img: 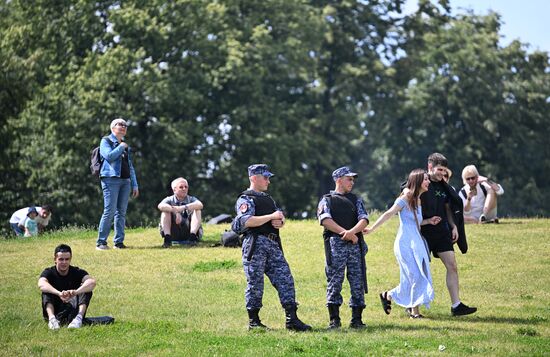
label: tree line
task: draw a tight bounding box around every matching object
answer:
[1,0,548,233]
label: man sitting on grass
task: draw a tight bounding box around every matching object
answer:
[459,165,504,224]
[157,177,204,248]
[38,244,96,330]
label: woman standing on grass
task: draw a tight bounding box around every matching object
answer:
[96,118,139,250]
[364,169,439,318]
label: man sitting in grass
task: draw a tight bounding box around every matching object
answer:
[157,177,204,248]
[38,244,96,330]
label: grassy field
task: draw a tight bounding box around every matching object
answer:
[1,218,548,356]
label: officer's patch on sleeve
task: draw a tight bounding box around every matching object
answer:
[317,203,326,216]
[239,203,249,213]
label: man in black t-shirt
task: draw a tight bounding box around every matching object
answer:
[421,153,477,316]
[38,244,96,330]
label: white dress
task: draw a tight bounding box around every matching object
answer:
[388,197,434,308]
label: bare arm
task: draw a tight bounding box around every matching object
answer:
[341,219,368,244]
[40,275,97,303]
[349,219,368,235]
[158,199,204,214]
[321,218,361,244]
[72,275,96,295]
[478,176,503,194]
[364,203,402,234]
[321,218,345,236]
[245,211,283,228]
[422,216,441,225]
[38,277,62,296]
[185,199,203,211]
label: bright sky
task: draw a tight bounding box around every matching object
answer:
[403,0,550,53]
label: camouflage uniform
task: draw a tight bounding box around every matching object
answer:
[232,164,311,331]
[318,166,369,329]
[232,192,296,310]
[318,192,369,307]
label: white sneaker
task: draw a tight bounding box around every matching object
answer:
[48,318,60,330]
[68,316,83,329]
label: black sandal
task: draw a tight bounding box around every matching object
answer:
[379,292,392,315]
[410,314,424,319]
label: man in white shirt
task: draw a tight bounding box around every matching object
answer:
[9,205,53,236]
[459,165,504,223]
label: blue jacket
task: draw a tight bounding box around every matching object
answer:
[99,133,138,189]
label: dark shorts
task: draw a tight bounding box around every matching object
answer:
[160,213,203,241]
[424,233,454,259]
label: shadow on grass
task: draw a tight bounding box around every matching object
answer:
[306,321,468,333]
[125,241,223,250]
[373,322,468,333]
[479,221,518,225]
[432,314,544,325]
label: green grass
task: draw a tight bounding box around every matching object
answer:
[1,218,549,356]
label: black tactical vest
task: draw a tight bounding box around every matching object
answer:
[241,190,279,236]
[324,192,359,233]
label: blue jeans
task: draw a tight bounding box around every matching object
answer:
[97,177,131,246]
[10,223,24,236]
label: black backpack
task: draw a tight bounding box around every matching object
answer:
[90,136,112,176]
[220,230,243,247]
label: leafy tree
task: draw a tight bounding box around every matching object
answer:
[1,0,548,236]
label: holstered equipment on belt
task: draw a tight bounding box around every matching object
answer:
[323,230,332,266]
[358,234,368,294]
[246,234,257,261]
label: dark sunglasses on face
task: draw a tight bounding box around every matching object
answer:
[116,123,128,128]
[465,176,476,181]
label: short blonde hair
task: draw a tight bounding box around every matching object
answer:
[461,165,479,184]
[171,177,188,190]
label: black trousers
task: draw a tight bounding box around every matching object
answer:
[41,292,92,324]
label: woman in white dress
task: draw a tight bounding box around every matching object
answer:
[365,169,440,318]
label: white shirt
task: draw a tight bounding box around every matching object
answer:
[9,207,51,227]
[460,182,504,219]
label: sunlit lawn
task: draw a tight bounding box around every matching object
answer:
[0,218,548,356]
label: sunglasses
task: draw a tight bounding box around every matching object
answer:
[116,123,128,128]
[465,176,477,181]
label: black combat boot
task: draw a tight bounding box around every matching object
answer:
[284,305,312,331]
[350,306,366,329]
[327,304,341,329]
[247,309,268,330]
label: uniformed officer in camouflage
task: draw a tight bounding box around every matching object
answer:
[317,166,369,329]
[232,164,311,331]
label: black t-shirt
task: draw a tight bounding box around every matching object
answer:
[40,266,88,291]
[421,179,451,239]
[120,149,130,179]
